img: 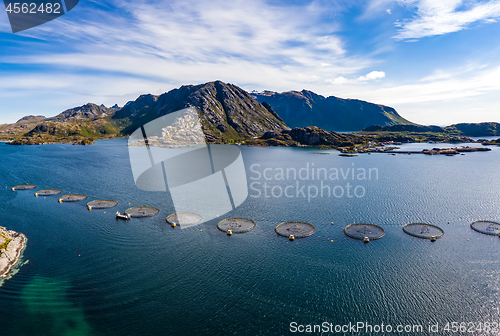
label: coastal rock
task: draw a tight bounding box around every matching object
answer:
[0,226,26,279]
[7,138,43,145]
[73,139,94,145]
[289,126,348,146]
[261,131,280,139]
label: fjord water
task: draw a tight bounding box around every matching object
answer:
[1,139,500,336]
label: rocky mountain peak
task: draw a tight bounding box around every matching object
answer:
[47,103,114,122]
[114,80,288,140]
[16,115,46,123]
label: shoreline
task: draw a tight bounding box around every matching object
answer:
[0,226,27,279]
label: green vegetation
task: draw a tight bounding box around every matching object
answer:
[2,118,123,145]
[0,232,12,255]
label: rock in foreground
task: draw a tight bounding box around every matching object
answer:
[0,226,27,279]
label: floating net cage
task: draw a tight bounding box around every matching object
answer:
[125,206,159,218]
[344,223,385,240]
[275,221,315,238]
[59,194,88,202]
[403,223,444,239]
[12,184,36,191]
[471,221,500,236]
[35,189,61,196]
[166,212,202,227]
[218,218,256,233]
[87,200,118,210]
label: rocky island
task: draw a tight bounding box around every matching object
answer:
[0,226,27,280]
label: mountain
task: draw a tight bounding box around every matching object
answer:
[47,103,116,122]
[112,80,288,142]
[0,104,122,144]
[1,81,289,144]
[252,90,415,132]
[0,115,48,139]
[2,80,498,147]
[362,122,500,137]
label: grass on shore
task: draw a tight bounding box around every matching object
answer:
[0,232,12,256]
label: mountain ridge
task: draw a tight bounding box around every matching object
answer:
[112,80,288,141]
[1,80,499,146]
[252,89,415,132]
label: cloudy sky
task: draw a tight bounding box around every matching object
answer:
[0,0,500,125]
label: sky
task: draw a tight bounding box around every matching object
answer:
[0,0,500,125]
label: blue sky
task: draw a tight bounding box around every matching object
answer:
[1,0,500,125]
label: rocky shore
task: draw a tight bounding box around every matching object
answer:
[341,145,492,155]
[0,226,27,279]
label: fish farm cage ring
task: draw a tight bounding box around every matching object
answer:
[125,206,160,218]
[58,194,88,202]
[403,223,444,239]
[217,218,256,233]
[12,184,36,191]
[344,223,385,240]
[470,221,500,236]
[34,189,61,196]
[87,200,118,210]
[166,212,202,227]
[275,222,315,238]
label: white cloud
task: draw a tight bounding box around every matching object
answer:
[358,0,395,19]
[318,62,500,124]
[358,70,386,81]
[419,69,452,81]
[394,0,500,40]
[0,0,380,121]
[325,70,386,85]
[364,65,500,105]
[326,76,351,85]
[2,0,499,126]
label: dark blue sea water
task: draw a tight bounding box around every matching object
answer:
[1,139,500,336]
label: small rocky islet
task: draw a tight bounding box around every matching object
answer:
[0,226,27,280]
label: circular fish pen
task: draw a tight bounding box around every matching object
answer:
[125,206,159,218]
[12,184,36,191]
[344,223,385,241]
[87,200,118,210]
[275,221,315,238]
[403,223,444,239]
[217,218,256,234]
[471,221,500,236]
[166,212,202,227]
[35,189,61,196]
[58,194,88,202]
